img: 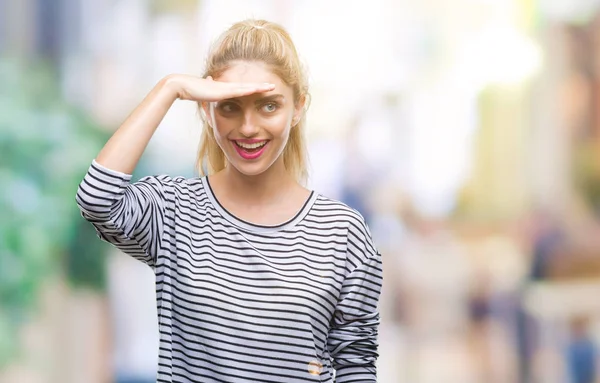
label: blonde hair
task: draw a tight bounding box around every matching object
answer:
[197,19,310,184]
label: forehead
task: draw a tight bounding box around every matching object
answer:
[218,61,284,86]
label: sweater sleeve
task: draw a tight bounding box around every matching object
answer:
[328,217,383,382]
[75,160,173,267]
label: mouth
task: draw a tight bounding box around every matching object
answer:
[232,140,269,160]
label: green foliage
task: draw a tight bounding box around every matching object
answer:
[0,57,110,368]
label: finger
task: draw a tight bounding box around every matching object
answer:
[229,83,276,96]
[203,82,275,101]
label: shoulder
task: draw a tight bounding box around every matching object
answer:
[314,195,380,271]
[313,194,371,238]
[137,174,200,186]
[134,174,207,197]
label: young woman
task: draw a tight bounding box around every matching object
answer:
[76,19,382,383]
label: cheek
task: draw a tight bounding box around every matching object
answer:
[211,116,236,138]
[264,113,294,134]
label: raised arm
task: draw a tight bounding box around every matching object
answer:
[76,75,275,266]
[96,74,275,174]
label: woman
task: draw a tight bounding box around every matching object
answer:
[76,19,382,383]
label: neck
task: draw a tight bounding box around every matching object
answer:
[217,158,297,206]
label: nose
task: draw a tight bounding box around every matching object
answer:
[238,109,260,137]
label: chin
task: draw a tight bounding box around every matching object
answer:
[222,144,286,178]
[228,160,273,177]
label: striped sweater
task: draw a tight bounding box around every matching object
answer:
[76,160,382,383]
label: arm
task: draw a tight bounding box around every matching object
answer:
[95,75,275,173]
[76,75,275,265]
[95,76,179,174]
[329,218,383,382]
[75,162,175,266]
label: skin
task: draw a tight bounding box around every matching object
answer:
[94,60,309,226]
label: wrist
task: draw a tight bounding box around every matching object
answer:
[160,74,183,100]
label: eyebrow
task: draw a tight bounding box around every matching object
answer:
[222,94,285,104]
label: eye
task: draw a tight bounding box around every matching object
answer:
[217,102,239,114]
[261,102,279,113]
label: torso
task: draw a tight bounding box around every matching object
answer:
[79,160,382,383]
[160,177,349,381]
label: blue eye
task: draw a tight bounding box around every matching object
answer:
[262,102,278,113]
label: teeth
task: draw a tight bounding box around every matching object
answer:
[236,141,267,149]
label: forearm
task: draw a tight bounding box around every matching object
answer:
[95,76,180,174]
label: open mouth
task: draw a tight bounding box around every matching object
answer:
[232,140,269,160]
[234,140,268,153]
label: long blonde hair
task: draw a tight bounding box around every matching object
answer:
[197,19,310,184]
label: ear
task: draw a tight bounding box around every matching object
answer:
[292,95,306,127]
[201,101,213,127]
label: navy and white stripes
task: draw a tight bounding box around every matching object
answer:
[76,160,382,383]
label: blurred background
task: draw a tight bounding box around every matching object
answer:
[2,0,600,382]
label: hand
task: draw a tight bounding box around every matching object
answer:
[164,74,275,102]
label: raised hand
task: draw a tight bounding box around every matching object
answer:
[167,74,275,102]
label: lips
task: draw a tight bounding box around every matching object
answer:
[231,140,269,160]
